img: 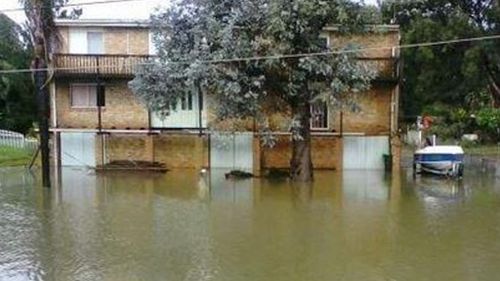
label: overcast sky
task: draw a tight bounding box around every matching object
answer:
[1,0,379,25]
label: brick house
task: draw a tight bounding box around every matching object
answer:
[50,19,401,173]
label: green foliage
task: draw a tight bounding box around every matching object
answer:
[0,14,35,133]
[380,0,500,116]
[476,108,500,139]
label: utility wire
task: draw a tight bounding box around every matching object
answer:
[1,34,499,74]
[0,0,156,13]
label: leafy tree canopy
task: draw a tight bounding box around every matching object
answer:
[130,0,378,181]
[0,14,35,133]
[380,0,500,118]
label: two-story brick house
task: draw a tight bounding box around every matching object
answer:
[50,19,401,173]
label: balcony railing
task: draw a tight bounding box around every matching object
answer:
[53,54,152,78]
[357,57,400,82]
[53,54,399,82]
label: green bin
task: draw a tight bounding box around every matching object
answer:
[383,154,392,172]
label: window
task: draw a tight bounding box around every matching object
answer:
[69,29,105,54]
[70,84,104,108]
[310,101,328,129]
[180,93,194,110]
[319,33,330,50]
[87,32,104,54]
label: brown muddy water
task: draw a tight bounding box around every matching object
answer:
[0,167,499,281]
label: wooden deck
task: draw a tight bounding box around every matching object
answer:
[53,54,152,78]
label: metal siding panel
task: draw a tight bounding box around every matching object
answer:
[343,136,389,170]
[210,133,253,172]
[61,133,96,167]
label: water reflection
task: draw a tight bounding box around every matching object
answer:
[0,167,499,281]
[414,175,470,202]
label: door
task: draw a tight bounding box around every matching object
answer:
[151,92,207,128]
[343,136,389,170]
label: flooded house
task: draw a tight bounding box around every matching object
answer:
[49,19,401,173]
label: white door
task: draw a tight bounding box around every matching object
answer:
[343,136,389,170]
[60,132,96,167]
[151,92,207,128]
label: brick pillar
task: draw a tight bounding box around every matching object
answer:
[202,135,210,169]
[391,134,402,173]
[252,136,262,176]
[95,133,105,167]
[193,135,204,170]
[145,134,155,163]
[336,137,344,171]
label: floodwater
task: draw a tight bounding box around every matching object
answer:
[0,167,499,281]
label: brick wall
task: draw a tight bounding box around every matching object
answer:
[55,81,149,129]
[331,84,393,135]
[328,29,400,58]
[154,134,208,169]
[55,26,149,55]
[105,28,149,55]
[261,135,343,170]
[95,134,208,169]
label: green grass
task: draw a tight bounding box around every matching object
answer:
[463,144,500,157]
[0,146,35,167]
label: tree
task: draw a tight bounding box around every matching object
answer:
[130,0,376,181]
[0,14,35,133]
[380,0,500,116]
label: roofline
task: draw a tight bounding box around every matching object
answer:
[324,24,400,32]
[54,19,398,31]
[55,19,150,28]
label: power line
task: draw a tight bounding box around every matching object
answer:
[1,34,499,74]
[0,0,155,13]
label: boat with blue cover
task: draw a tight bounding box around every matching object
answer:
[413,145,464,177]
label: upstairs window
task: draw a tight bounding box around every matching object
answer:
[69,29,104,54]
[70,84,105,108]
[310,101,328,130]
[87,32,104,54]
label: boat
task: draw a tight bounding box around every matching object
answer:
[413,145,464,178]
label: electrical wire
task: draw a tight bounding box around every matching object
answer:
[0,34,499,74]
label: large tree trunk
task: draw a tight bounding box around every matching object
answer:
[290,101,313,182]
[487,76,500,108]
[482,52,500,108]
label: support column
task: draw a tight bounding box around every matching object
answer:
[252,135,261,176]
[145,134,155,163]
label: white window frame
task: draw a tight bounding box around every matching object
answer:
[310,101,329,130]
[86,31,104,54]
[69,83,101,109]
[68,28,105,54]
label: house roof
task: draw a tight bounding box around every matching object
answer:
[55,19,398,32]
[323,24,400,32]
[55,19,150,28]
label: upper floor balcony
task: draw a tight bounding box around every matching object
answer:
[53,53,152,79]
[358,57,400,83]
[53,53,399,82]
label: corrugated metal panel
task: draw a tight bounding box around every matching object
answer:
[343,136,389,170]
[210,132,253,172]
[60,132,96,167]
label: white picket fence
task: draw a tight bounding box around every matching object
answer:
[0,130,38,151]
